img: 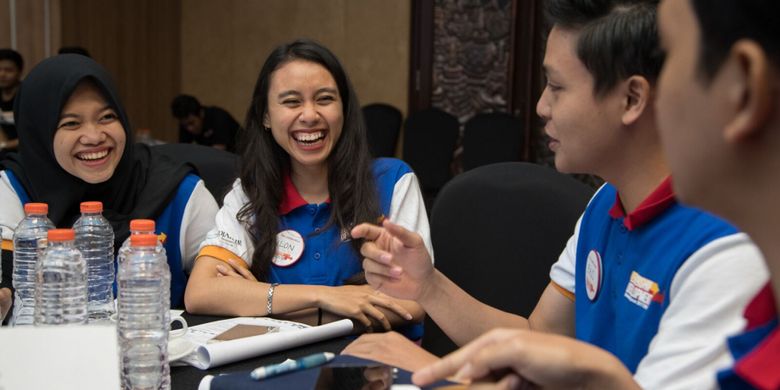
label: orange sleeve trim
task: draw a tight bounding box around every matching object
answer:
[551,281,575,302]
[196,245,249,269]
[1,239,12,251]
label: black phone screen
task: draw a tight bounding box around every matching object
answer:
[314,364,394,390]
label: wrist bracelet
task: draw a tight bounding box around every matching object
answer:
[267,283,280,315]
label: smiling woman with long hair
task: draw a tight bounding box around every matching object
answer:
[184,39,431,337]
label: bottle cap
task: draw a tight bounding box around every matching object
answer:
[80,201,103,213]
[130,234,158,247]
[24,203,48,215]
[130,219,155,232]
[48,228,75,242]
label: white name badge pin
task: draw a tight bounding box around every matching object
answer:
[585,249,602,301]
[272,230,305,267]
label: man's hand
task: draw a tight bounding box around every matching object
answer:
[342,331,439,372]
[413,328,639,390]
[351,220,434,301]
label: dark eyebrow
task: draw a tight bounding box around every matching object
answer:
[316,87,338,95]
[277,91,301,99]
[59,105,113,120]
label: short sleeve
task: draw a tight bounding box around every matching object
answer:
[178,180,219,272]
[633,233,768,389]
[548,215,582,298]
[197,179,256,267]
[387,172,434,262]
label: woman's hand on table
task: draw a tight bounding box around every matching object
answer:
[317,284,413,331]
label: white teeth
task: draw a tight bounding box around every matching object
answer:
[294,131,324,142]
[77,150,109,161]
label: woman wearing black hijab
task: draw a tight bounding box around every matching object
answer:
[0,54,218,318]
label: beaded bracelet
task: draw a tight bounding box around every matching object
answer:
[267,283,280,315]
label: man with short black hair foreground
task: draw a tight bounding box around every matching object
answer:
[655,0,780,388]
[171,94,240,153]
[344,0,769,388]
[0,49,22,153]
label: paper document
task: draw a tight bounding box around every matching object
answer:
[174,317,353,370]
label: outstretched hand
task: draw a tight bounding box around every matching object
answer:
[413,328,637,390]
[351,219,434,301]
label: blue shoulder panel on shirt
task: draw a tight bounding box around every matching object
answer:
[5,170,30,205]
[156,173,200,308]
[372,158,413,216]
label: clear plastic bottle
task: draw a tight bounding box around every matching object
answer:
[117,219,170,340]
[73,201,115,322]
[34,229,88,325]
[118,234,171,390]
[11,203,55,326]
[117,219,165,266]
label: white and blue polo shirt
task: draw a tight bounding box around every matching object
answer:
[717,283,780,390]
[199,158,432,338]
[550,177,767,388]
[574,178,739,371]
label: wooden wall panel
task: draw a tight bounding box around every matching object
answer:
[60,0,181,142]
[180,0,410,124]
[0,0,10,48]
[0,0,57,78]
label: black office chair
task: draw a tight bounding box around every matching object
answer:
[362,103,403,158]
[402,108,459,209]
[462,112,525,171]
[152,143,239,205]
[422,162,593,356]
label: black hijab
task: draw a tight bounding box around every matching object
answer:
[1,54,194,250]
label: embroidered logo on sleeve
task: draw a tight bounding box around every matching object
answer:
[624,271,665,309]
[217,230,242,250]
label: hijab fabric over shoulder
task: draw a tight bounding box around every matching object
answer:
[0,54,193,248]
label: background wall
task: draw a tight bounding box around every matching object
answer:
[180,0,410,129]
[60,0,181,142]
[1,0,410,143]
[0,0,61,79]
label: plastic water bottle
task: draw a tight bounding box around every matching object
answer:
[117,219,170,334]
[118,234,171,390]
[73,201,115,322]
[34,229,88,325]
[118,219,165,266]
[11,203,55,326]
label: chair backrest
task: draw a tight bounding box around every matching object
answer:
[422,162,593,356]
[362,103,403,158]
[152,143,239,205]
[462,112,524,171]
[402,107,459,194]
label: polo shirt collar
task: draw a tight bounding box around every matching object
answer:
[734,283,780,390]
[278,173,330,215]
[608,177,676,231]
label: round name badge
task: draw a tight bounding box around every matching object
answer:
[585,250,602,301]
[272,230,305,267]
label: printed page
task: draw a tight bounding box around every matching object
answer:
[176,317,353,369]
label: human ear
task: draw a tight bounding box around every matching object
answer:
[262,113,271,129]
[621,76,651,126]
[723,40,775,143]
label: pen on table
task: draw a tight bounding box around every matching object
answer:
[250,352,335,380]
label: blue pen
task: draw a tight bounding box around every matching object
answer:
[250,352,335,380]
